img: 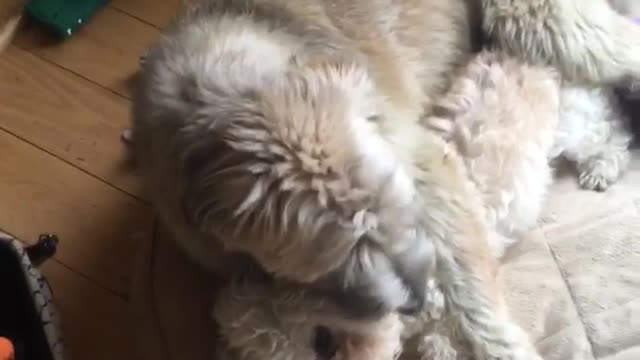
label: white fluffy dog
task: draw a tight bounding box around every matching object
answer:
[131,0,476,321]
[209,49,632,360]
[211,51,558,360]
[129,0,637,359]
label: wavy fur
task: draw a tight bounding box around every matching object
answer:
[210,47,632,360]
[131,0,636,359]
[483,0,640,86]
[132,0,474,318]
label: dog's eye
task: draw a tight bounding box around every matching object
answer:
[312,326,338,359]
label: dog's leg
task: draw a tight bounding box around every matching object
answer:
[576,143,631,191]
[411,140,541,360]
[434,238,541,360]
[556,86,633,191]
[483,0,640,86]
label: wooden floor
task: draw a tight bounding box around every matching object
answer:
[0,1,181,358]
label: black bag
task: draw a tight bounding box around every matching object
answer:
[0,234,65,360]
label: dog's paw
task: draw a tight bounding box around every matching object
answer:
[578,156,621,192]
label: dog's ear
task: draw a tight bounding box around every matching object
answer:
[176,85,360,283]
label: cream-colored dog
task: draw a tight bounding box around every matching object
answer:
[210,50,631,360]
[129,0,637,359]
[212,51,560,360]
[131,0,477,319]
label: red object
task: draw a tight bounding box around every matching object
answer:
[0,337,14,360]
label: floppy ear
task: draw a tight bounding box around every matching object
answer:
[180,113,437,319]
[176,90,361,284]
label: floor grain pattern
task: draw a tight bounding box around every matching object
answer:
[0,1,178,359]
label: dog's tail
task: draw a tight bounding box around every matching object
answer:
[0,15,20,53]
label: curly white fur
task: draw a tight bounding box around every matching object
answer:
[130,0,474,320]
[211,51,557,360]
[130,0,637,359]
[210,45,634,359]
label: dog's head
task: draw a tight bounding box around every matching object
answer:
[213,280,406,360]
[136,36,434,319]
[180,62,435,317]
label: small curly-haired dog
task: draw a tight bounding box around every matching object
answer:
[129,0,636,359]
[209,50,631,360]
[210,51,560,360]
[131,0,477,320]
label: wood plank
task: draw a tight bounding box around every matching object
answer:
[42,260,135,360]
[15,7,159,98]
[111,0,184,29]
[0,129,153,295]
[0,45,145,198]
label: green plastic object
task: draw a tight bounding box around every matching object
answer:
[25,0,109,39]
